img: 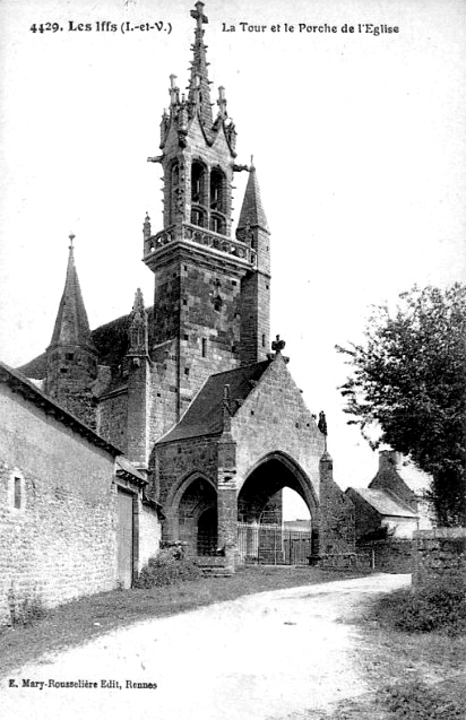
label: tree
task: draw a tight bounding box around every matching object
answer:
[337,284,466,526]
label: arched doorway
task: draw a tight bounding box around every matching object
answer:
[237,453,319,565]
[173,475,218,556]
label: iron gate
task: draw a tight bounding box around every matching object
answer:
[237,523,314,565]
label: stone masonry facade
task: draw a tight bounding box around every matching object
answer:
[0,380,117,623]
[413,528,466,589]
[14,3,356,574]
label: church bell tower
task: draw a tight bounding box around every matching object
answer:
[143,2,271,418]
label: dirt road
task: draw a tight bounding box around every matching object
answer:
[1,573,410,720]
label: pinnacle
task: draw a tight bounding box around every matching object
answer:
[237,166,269,231]
[132,287,145,311]
[187,1,213,127]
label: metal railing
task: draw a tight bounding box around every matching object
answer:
[237,523,313,565]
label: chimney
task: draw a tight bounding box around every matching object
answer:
[379,449,398,472]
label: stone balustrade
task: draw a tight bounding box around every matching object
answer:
[144,223,256,266]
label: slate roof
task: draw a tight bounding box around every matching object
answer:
[17,307,156,381]
[351,488,418,518]
[391,457,431,494]
[157,360,271,444]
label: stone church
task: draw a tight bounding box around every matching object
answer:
[19,2,354,572]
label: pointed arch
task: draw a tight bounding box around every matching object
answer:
[164,470,218,552]
[167,469,217,512]
[238,451,319,524]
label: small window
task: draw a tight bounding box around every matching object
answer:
[60,368,68,374]
[10,472,24,511]
[184,367,190,376]
[66,352,74,360]
[261,334,266,348]
[202,338,207,358]
[14,477,21,509]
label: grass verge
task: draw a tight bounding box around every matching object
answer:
[298,584,466,719]
[0,565,361,678]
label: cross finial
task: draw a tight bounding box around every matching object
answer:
[271,334,286,355]
[191,1,208,29]
[69,233,75,251]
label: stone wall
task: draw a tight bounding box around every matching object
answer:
[413,528,466,588]
[97,388,128,451]
[319,453,356,566]
[138,501,162,569]
[0,383,118,624]
[356,539,413,573]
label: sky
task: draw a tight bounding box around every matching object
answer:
[0,0,465,510]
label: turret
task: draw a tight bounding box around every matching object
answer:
[45,235,97,419]
[237,164,271,364]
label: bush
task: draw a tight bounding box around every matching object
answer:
[391,579,466,635]
[8,593,47,626]
[382,680,463,719]
[134,549,203,589]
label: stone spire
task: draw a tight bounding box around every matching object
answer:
[188,1,213,127]
[45,235,97,424]
[237,164,269,232]
[49,235,95,351]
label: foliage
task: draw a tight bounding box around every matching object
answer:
[380,680,464,719]
[337,283,466,526]
[395,579,466,636]
[373,579,466,636]
[134,549,203,588]
[8,592,47,627]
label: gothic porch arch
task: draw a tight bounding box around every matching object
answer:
[238,451,319,525]
[236,452,320,564]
